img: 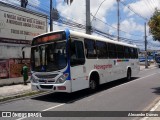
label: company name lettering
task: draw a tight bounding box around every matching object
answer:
[94,64,112,70]
[4,13,45,30]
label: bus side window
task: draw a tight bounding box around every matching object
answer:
[134,48,138,59]
[128,47,131,58]
[70,40,85,66]
[108,43,117,59]
[116,45,124,58]
[96,41,108,59]
[84,39,97,59]
[130,48,135,59]
[124,47,130,58]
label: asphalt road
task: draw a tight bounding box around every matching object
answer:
[0,67,160,120]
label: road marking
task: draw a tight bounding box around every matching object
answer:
[141,100,160,120]
[42,103,65,111]
[150,100,160,111]
[16,103,65,120]
[16,116,27,120]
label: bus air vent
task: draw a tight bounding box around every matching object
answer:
[40,85,53,89]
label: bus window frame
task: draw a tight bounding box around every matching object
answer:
[69,38,85,67]
[84,39,97,59]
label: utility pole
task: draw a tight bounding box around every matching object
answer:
[21,0,28,8]
[117,0,120,41]
[50,0,53,31]
[86,0,91,34]
[144,22,148,68]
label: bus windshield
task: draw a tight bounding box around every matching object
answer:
[31,41,67,72]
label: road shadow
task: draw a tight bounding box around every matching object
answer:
[152,87,160,95]
[32,77,139,103]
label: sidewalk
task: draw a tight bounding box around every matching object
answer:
[140,63,156,71]
[0,83,31,98]
[0,77,32,101]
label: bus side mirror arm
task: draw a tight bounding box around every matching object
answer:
[22,51,25,59]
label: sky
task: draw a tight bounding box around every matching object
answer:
[1,0,160,50]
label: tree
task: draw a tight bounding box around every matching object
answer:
[148,9,160,42]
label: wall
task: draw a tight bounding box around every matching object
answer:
[0,2,47,59]
[0,2,47,79]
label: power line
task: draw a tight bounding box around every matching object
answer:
[91,0,106,22]
[120,0,149,21]
[91,15,143,37]
[144,0,155,14]
[11,0,145,38]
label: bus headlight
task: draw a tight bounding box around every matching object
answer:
[30,76,38,83]
[56,73,69,84]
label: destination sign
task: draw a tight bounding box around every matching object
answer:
[32,32,66,45]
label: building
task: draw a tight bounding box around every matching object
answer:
[0,1,48,78]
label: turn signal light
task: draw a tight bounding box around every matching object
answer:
[57,86,66,90]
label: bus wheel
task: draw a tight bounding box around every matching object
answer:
[126,69,131,81]
[89,79,97,91]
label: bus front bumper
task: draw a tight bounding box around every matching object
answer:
[31,80,71,93]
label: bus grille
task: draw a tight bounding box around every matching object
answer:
[40,85,53,89]
[39,80,55,83]
[35,74,58,79]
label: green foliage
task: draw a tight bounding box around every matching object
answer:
[148,10,160,42]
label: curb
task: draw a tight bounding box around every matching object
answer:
[0,81,30,87]
[0,90,51,104]
[140,65,156,71]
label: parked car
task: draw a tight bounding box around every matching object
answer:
[148,56,154,63]
[139,57,150,66]
[155,56,160,68]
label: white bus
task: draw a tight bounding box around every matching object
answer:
[30,29,140,93]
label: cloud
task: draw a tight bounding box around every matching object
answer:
[53,0,157,49]
[120,18,144,34]
[57,0,86,25]
[55,0,116,32]
[90,0,116,18]
[123,0,160,19]
[0,0,19,5]
[55,0,147,45]
[29,0,40,7]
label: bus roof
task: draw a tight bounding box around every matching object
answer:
[33,29,137,48]
[69,30,137,48]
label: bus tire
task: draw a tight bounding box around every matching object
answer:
[89,72,99,92]
[89,79,97,91]
[126,68,131,81]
